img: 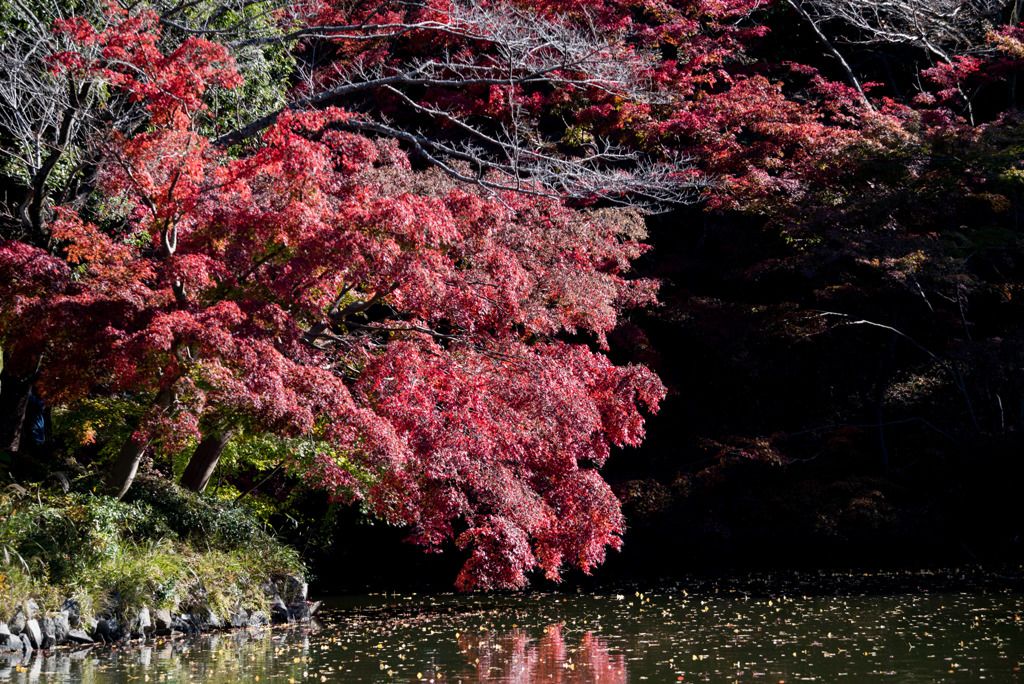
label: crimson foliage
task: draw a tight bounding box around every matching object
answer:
[0,5,664,590]
[4,0,1024,586]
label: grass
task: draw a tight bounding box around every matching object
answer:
[0,476,304,625]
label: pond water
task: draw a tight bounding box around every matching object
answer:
[4,572,1023,682]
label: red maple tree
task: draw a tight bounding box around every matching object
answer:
[0,5,663,590]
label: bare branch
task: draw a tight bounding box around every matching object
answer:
[784,0,873,108]
[210,1,695,209]
[4,0,701,222]
[0,0,128,239]
[794,0,1005,60]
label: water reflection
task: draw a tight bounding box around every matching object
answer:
[1,581,1022,683]
[0,618,625,683]
[458,623,627,683]
[0,627,316,684]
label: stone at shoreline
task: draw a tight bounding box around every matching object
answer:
[269,597,290,624]
[247,611,269,627]
[93,616,122,643]
[8,609,26,636]
[130,607,152,638]
[287,601,321,621]
[199,607,222,631]
[23,619,42,649]
[183,607,221,633]
[66,630,93,644]
[0,634,19,653]
[283,575,308,604]
[153,609,173,632]
[173,613,198,635]
[52,613,70,644]
[6,575,313,646]
[61,599,81,628]
[230,608,249,628]
[40,616,56,649]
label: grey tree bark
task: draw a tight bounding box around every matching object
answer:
[106,386,174,500]
[180,430,235,493]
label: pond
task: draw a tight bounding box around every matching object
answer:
[3,571,1023,682]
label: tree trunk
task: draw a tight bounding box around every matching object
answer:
[106,386,174,499]
[107,431,150,500]
[180,430,234,493]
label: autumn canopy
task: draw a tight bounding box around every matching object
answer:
[3,0,1024,588]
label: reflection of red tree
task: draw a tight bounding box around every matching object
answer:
[458,623,628,683]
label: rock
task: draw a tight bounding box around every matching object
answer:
[23,599,38,621]
[288,601,322,621]
[0,623,9,638]
[9,608,26,636]
[0,634,20,653]
[23,619,42,649]
[52,613,70,644]
[153,609,173,632]
[66,630,93,644]
[184,611,202,633]
[130,607,152,638]
[61,599,81,628]
[19,633,31,657]
[230,608,249,628]
[40,616,56,648]
[269,597,290,624]
[93,616,121,643]
[247,611,269,627]
[188,607,221,632]
[283,575,308,604]
[202,608,222,630]
[173,614,197,635]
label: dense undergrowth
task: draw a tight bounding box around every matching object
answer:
[0,474,302,624]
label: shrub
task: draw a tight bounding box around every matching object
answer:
[125,477,264,549]
[0,477,304,622]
